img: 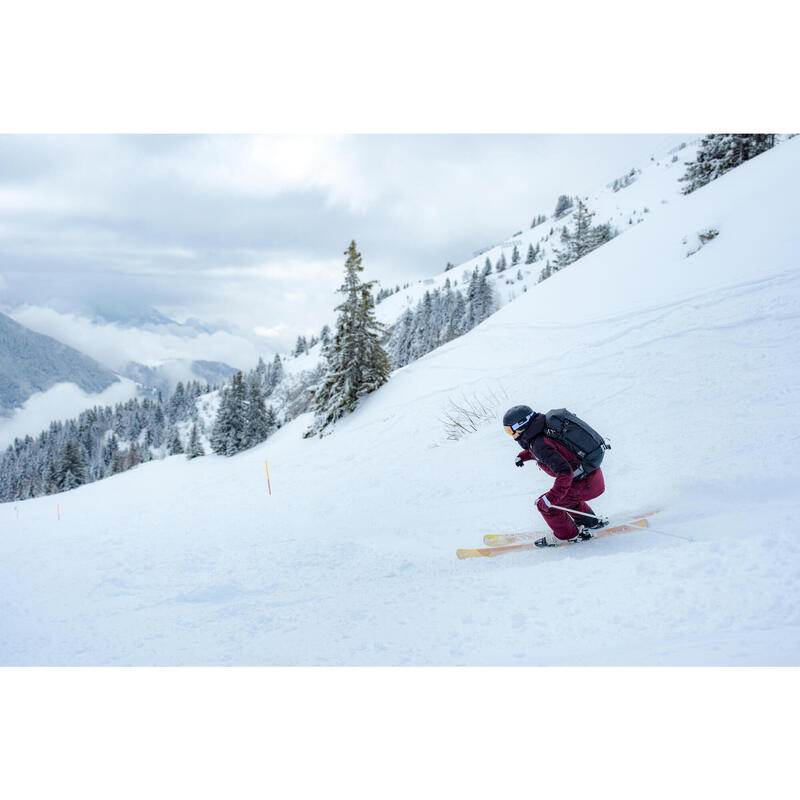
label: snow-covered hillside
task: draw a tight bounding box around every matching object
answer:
[1,138,799,665]
[373,138,700,326]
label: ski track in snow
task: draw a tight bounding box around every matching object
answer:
[2,139,800,665]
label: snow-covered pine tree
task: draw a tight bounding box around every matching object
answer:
[568,200,594,260]
[442,283,465,344]
[255,356,267,386]
[465,267,495,327]
[387,308,415,368]
[589,220,615,250]
[511,245,520,267]
[553,194,574,218]
[210,387,231,454]
[168,427,184,455]
[416,290,438,356]
[475,270,495,324]
[267,354,284,394]
[679,134,727,194]
[293,335,308,357]
[680,134,776,195]
[187,423,205,459]
[551,200,614,271]
[465,267,481,329]
[525,243,536,264]
[312,241,391,433]
[210,372,248,455]
[243,372,270,447]
[265,406,278,435]
[58,438,88,490]
[44,457,59,494]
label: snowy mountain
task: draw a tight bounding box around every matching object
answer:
[120,358,239,396]
[1,137,799,665]
[0,311,120,417]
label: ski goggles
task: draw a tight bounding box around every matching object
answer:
[504,414,533,436]
[504,425,525,437]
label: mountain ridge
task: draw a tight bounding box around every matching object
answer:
[0,311,120,417]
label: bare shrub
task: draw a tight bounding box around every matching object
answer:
[440,386,508,441]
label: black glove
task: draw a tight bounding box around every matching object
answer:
[515,458,525,468]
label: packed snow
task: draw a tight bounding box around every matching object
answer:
[1,138,799,665]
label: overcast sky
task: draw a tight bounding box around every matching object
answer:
[0,134,691,362]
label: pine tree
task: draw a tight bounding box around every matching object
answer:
[267,354,284,393]
[495,252,507,273]
[210,372,248,455]
[187,423,205,459]
[553,194,574,218]
[312,241,391,433]
[530,213,547,228]
[680,134,776,194]
[294,335,308,357]
[243,372,270,447]
[44,457,59,494]
[255,356,267,386]
[511,245,521,267]
[168,427,184,455]
[525,243,536,264]
[388,308,415,368]
[58,438,88,490]
[265,406,278,435]
[551,200,615,270]
[568,200,595,260]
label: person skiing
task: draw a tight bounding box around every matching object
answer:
[503,404,607,547]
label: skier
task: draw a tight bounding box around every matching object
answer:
[503,404,607,547]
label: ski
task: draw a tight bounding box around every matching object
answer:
[482,510,660,547]
[457,517,652,560]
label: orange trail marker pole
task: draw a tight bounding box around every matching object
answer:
[265,460,272,495]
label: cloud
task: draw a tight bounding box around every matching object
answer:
[8,305,260,371]
[254,324,288,339]
[0,134,693,352]
[0,378,140,449]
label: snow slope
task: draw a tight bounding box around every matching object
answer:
[373,138,701,325]
[1,138,799,665]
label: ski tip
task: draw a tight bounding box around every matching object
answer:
[457,548,494,559]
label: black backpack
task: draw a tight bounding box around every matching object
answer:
[543,408,610,476]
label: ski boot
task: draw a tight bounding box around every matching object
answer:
[534,531,569,548]
[573,514,609,531]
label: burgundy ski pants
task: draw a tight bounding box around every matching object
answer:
[538,468,605,540]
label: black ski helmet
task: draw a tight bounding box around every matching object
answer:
[503,405,534,436]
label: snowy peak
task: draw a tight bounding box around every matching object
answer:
[0,311,119,417]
